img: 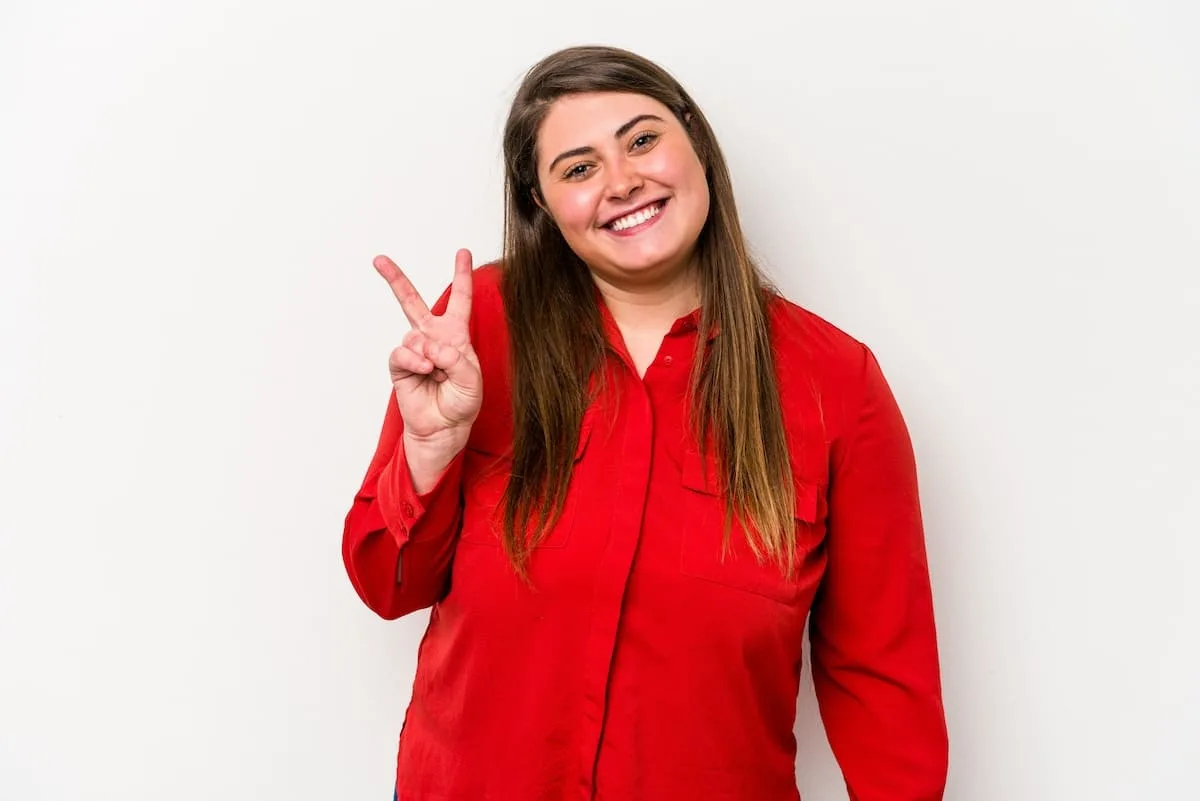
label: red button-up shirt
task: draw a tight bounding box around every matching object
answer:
[343,264,948,801]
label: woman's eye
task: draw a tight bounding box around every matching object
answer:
[564,163,592,179]
[632,133,659,149]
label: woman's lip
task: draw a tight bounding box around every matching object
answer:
[601,198,668,229]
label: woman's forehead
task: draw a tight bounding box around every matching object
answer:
[536,93,675,156]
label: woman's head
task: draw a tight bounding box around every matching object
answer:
[503,45,731,290]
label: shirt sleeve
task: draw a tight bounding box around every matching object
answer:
[341,391,466,620]
[808,344,949,800]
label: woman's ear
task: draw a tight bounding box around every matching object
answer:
[532,187,548,215]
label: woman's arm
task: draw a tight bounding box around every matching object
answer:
[342,258,479,621]
[809,344,949,800]
[341,391,466,620]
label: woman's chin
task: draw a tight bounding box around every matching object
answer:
[598,251,695,284]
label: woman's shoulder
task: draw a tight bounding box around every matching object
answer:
[464,261,508,339]
[465,261,515,395]
[766,293,871,385]
[469,260,505,309]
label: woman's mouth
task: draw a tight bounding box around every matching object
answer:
[603,199,668,236]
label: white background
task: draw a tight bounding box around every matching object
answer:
[2,1,1198,799]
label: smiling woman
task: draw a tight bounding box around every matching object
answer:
[342,45,949,801]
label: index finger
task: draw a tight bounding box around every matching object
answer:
[444,248,474,322]
[373,255,429,328]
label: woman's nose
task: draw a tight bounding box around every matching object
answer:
[606,157,643,200]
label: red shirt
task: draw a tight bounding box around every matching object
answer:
[343,264,948,801]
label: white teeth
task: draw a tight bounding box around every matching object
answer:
[610,202,661,231]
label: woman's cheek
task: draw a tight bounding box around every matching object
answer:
[557,189,602,231]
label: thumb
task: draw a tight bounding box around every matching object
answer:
[426,341,478,388]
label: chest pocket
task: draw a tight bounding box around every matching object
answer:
[458,414,595,549]
[677,446,828,605]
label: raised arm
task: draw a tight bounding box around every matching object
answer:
[341,249,483,619]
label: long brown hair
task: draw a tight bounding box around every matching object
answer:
[499,45,796,579]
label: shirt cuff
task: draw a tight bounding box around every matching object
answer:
[376,434,466,548]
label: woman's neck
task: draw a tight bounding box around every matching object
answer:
[591,262,700,336]
[590,261,701,377]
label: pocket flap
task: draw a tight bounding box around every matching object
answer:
[682,447,822,523]
[681,446,720,495]
[467,407,595,463]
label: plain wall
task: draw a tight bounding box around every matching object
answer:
[2,1,1198,799]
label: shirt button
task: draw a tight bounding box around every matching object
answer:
[663,355,674,366]
[402,502,415,518]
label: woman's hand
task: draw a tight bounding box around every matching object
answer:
[373,248,482,451]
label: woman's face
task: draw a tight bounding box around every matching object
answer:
[534,92,710,288]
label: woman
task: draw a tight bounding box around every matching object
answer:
[343,45,948,801]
